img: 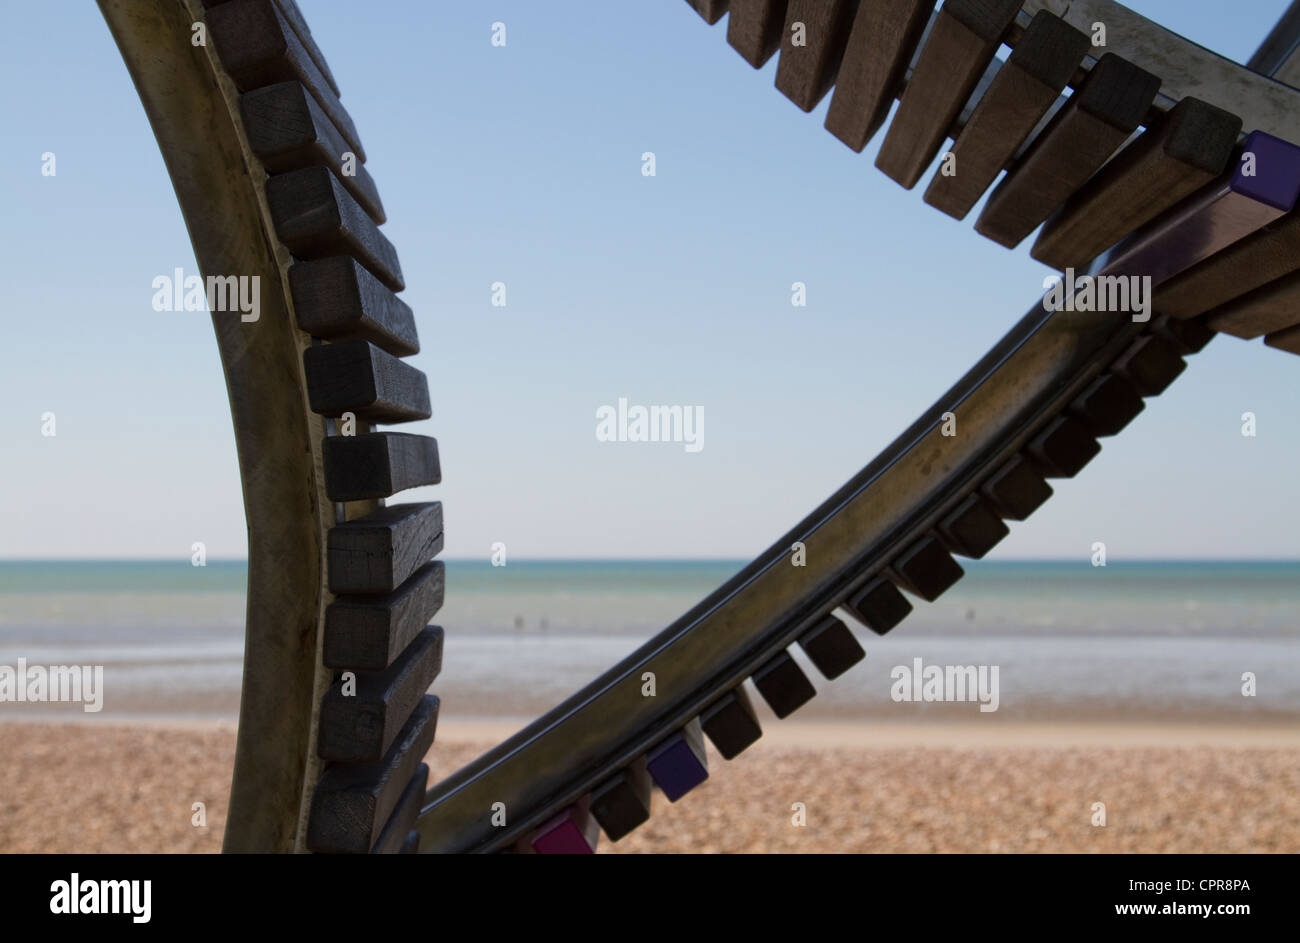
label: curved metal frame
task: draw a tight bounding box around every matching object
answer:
[92,0,1300,854]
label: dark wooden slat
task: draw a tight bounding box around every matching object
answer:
[773,0,858,112]
[875,0,1022,189]
[304,340,431,423]
[937,493,1009,559]
[1264,323,1300,355]
[290,256,419,357]
[307,694,439,854]
[1031,97,1242,270]
[266,166,404,291]
[685,0,729,24]
[981,455,1053,520]
[324,432,439,501]
[891,535,964,602]
[206,0,365,161]
[823,0,931,152]
[1156,213,1300,319]
[974,54,1161,248]
[752,651,816,718]
[797,613,864,679]
[328,502,444,595]
[844,576,912,635]
[1155,315,1215,355]
[1027,416,1100,478]
[318,627,444,763]
[399,830,420,853]
[589,758,652,842]
[1112,335,1186,396]
[1205,270,1300,338]
[1069,373,1145,437]
[923,11,1089,219]
[325,561,445,670]
[272,0,341,97]
[369,764,429,854]
[727,0,789,67]
[699,686,763,759]
[241,82,384,223]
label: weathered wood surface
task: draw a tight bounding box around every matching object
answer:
[875,0,1022,189]
[290,256,419,356]
[266,166,404,291]
[924,11,1088,219]
[974,54,1161,248]
[304,339,431,423]
[325,561,445,670]
[323,432,440,501]
[318,626,444,762]
[328,502,444,595]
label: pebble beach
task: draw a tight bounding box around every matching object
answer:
[3,721,1296,854]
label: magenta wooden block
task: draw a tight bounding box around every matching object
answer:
[527,800,599,854]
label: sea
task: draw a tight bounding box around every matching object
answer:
[1,560,1297,725]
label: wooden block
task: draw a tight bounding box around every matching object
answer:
[1027,416,1100,478]
[318,627,444,763]
[527,798,599,854]
[981,455,1053,521]
[589,758,652,841]
[845,576,912,635]
[241,82,384,223]
[323,432,440,501]
[304,340,431,423]
[937,494,1009,559]
[1031,97,1242,270]
[307,695,439,854]
[892,536,964,602]
[328,502,444,595]
[290,256,419,357]
[1099,130,1300,289]
[1156,213,1300,319]
[752,651,816,718]
[272,0,341,97]
[699,687,763,759]
[206,0,364,161]
[975,54,1161,248]
[823,0,930,152]
[1069,373,1145,437]
[774,0,858,112]
[646,719,709,802]
[875,0,1022,189]
[798,614,864,679]
[325,561,445,670]
[685,0,729,24]
[369,764,429,854]
[923,11,1089,219]
[727,0,789,68]
[1205,270,1300,338]
[266,166,403,291]
[1155,315,1214,355]
[1112,334,1186,396]
[1264,322,1300,355]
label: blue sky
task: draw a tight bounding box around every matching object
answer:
[2,0,1298,560]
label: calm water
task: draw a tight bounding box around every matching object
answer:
[1,560,1297,723]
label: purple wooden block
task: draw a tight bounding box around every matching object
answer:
[1089,130,1300,289]
[646,719,709,802]
[528,800,599,854]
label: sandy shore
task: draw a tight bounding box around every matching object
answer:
[1,720,1297,853]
